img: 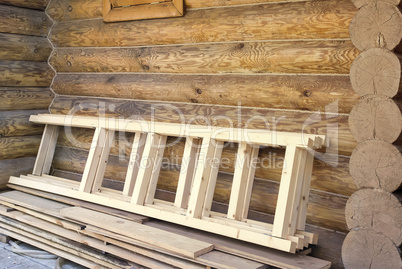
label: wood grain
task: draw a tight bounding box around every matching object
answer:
[0,135,41,160]
[0,33,52,62]
[50,95,357,156]
[0,61,54,87]
[49,0,356,47]
[352,0,400,8]
[0,5,51,37]
[56,128,356,196]
[0,110,47,137]
[0,87,53,111]
[0,0,50,10]
[50,41,359,74]
[0,157,35,189]
[52,146,349,232]
[52,73,359,113]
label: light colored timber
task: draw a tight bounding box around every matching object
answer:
[349,2,402,51]
[32,125,59,176]
[123,132,146,196]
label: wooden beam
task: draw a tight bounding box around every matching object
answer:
[0,110,47,137]
[32,125,59,176]
[0,157,35,189]
[0,0,51,10]
[0,33,52,61]
[0,88,53,111]
[0,61,54,87]
[0,135,41,160]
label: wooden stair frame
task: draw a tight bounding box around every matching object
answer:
[9,114,325,253]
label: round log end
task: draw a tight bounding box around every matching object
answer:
[342,229,402,269]
[349,3,402,51]
[350,48,401,97]
[352,0,401,9]
[345,188,402,245]
[349,95,402,143]
[350,140,402,192]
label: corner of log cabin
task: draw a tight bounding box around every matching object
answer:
[3,0,402,268]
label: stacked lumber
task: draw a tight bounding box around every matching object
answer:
[0,188,332,269]
[342,0,402,268]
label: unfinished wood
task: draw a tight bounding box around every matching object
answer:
[0,5,51,36]
[123,132,146,196]
[0,87,53,111]
[0,110,46,137]
[0,157,35,189]
[49,41,359,74]
[60,206,214,258]
[0,135,41,160]
[352,0,400,8]
[197,251,266,269]
[345,189,402,245]
[50,96,354,155]
[350,48,401,97]
[349,2,402,51]
[0,33,52,61]
[0,0,50,10]
[342,229,402,269]
[49,0,355,47]
[52,73,358,113]
[348,95,402,143]
[33,125,59,176]
[349,140,402,192]
[0,61,54,87]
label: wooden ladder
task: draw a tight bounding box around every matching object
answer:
[9,114,325,253]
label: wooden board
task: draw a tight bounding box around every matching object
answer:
[0,109,47,137]
[0,33,52,61]
[0,87,53,111]
[0,61,54,87]
[0,0,50,10]
[49,41,359,74]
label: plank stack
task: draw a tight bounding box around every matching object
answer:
[343,0,402,268]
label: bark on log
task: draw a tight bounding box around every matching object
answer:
[342,229,402,269]
[49,0,355,47]
[349,48,401,97]
[345,188,402,245]
[0,61,54,87]
[49,41,359,74]
[0,0,50,10]
[349,2,402,51]
[352,0,400,8]
[0,5,51,37]
[56,128,357,196]
[0,33,52,62]
[0,157,35,189]
[0,87,54,111]
[349,140,402,192]
[348,95,402,143]
[52,146,349,232]
[50,95,356,156]
[0,135,41,160]
[0,110,47,137]
[52,73,359,113]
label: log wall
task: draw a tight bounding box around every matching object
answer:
[0,1,54,189]
[45,0,364,267]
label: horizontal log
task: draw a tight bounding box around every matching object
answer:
[50,95,357,156]
[352,0,400,8]
[0,110,47,137]
[0,33,52,61]
[49,0,356,47]
[0,0,50,10]
[0,135,41,160]
[0,61,55,87]
[52,146,349,232]
[52,73,359,113]
[0,87,54,111]
[0,5,51,37]
[0,157,35,189]
[56,128,356,196]
[49,40,359,74]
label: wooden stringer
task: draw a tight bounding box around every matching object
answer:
[10,114,326,253]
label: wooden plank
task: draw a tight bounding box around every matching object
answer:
[49,41,359,74]
[297,150,315,231]
[122,132,146,196]
[0,109,46,137]
[241,146,259,219]
[0,135,41,160]
[0,5,51,36]
[197,251,267,269]
[49,0,355,47]
[174,137,201,208]
[0,87,53,111]
[0,0,50,10]
[52,73,358,114]
[33,125,59,176]
[60,206,214,258]
[0,157,35,189]
[0,33,52,61]
[0,61,54,87]
[50,96,355,156]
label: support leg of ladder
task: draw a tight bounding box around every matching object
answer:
[32,125,59,176]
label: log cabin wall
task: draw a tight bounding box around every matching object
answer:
[46,0,362,267]
[0,0,54,189]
